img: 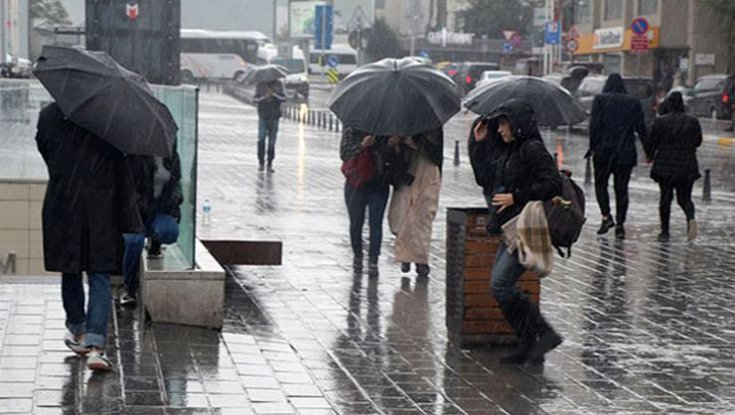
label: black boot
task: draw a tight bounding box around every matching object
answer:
[498,294,536,365]
[524,298,563,365]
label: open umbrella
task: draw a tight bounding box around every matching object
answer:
[243,64,288,84]
[328,58,460,137]
[32,45,177,157]
[463,76,587,127]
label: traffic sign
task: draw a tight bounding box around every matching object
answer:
[326,67,339,84]
[510,33,523,47]
[568,26,579,40]
[419,50,430,58]
[327,55,339,68]
[631,17,650,35]
[314,5,334,50]
[544,21,560,45]
[631,34,649,54]
[502,42,513,54]
[566,39,579,53]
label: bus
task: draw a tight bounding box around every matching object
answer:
[180,29,270,83]
[307,45,357,78]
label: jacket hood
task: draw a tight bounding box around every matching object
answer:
[603,73,627,94]
[665,91,686,113]
[484,98,541,143]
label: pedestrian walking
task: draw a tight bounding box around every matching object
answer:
[387,128,443,278]
[469,99,563,365]
[35,103,142,371]
[588,73,648,239]
[644,92,702,242]
[340,127,391,275]
[254,80,285,172]
[121,151,183,306]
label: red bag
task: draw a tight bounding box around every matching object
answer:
[341,149,376,188]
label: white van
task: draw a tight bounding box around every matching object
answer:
[180,29,267,82]
[308,45,357,78]
[257,45,309,98]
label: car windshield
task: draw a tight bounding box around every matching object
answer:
[270,58,305,74]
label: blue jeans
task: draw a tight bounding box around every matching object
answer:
[258,117,279,164]
[123,211,180,296]
[62,273,111,349]
[344,183,390,258]
[490,242,526,303]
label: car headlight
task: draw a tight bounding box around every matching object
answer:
[300,75,308,83]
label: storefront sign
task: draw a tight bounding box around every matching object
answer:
[290,1,325,37]
[695,53,716,66]
[427,30,474,46]
[631,34,649,54]
[593,27,624,50]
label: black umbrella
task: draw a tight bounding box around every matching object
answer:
[328,58,460,137]
[32,46,177,157]
[244,64,288,84]
[463,76,587,127]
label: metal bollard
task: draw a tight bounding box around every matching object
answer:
[329,114,333,131]
[336,119,341,132]
[584,156,592,186]
[553,152,559,169]
[453,140,460,166]
[703,168,712,204]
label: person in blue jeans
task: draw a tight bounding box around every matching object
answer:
[470,99,563,365]
[35,103,142,371]
[340,127,391,275]
[254,80,285,172]
[122,154,183,305]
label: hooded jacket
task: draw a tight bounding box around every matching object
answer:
[589,74,647,166]
[645,92,702,182]
[468,99,562,227]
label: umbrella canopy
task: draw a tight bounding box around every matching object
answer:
[328,58,460,137]
[33,46,177,157]
[463,76,587,127]
[244,64,288,84]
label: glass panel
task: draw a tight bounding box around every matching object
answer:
[638,0,658,15]
[577,1,592,23]
[151,85,198,269]
[605,0,622,20]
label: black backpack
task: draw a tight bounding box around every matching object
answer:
[543,170,586,258]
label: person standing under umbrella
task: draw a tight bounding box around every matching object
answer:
[588,73,647,239]
[340,128,391,274]
[644,92,702,242]
[470,99,563,365]
[387,128,443,278]
[253,80,286,172]
[35,103,142,371]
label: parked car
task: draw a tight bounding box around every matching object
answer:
[477,70,512,84]
[1,54,32,78]
[575,75,656,124]
[456,62,501,93]
[435,61,460,79]
[686,74,735,120]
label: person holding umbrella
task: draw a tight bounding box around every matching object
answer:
[588,73,647,239]
[645,92,702,242]
[33,46,177,371]
[387,129,443,277]
[469,99,563,365]
[248,65,288,172]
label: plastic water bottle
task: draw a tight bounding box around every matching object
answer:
[202,199,212,225]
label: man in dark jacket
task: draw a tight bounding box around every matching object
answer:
[645,92,702,242]
[588,73,647,239]
[121,152,183,305]
[253,80,286,172]
[35,103,142,371]
[469,99,563,365]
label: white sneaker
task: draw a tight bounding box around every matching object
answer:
[687,219,698,241]
[86,350,113,371]
[64,332,90,356]
[120,293,137,306]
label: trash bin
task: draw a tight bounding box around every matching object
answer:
[446,207,540,346]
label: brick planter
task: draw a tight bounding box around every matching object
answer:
[446,207,540,346]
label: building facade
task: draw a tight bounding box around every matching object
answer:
[572,0,731,87]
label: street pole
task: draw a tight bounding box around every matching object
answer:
[272,0,277,42]
[0,0,6,66]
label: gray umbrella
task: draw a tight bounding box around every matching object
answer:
[328,58,460,137]
[32,45,177,157]
[244,64,288,84]
[463,76,587,127]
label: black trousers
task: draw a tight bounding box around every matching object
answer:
[594,158,633,225]
[659,179,695,233]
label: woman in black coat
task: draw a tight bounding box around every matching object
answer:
[469,99,563,365]
[645,92,702,241]
[35,103,141,370]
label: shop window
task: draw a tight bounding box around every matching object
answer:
[605,0,623,20]
[577,1,591,24]
[638,0,658,15]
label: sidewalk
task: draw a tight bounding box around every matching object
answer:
[2,90,735,414]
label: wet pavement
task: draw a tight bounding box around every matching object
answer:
[3,87,735,414]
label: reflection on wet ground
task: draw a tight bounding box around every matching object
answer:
[2,91,735,414]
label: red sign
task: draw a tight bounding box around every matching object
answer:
[126,3,139,21]
[568,26,579,40]
[631,34,649,54]
[566,39,579,53]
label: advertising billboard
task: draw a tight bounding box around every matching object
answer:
[290,1,325,37]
